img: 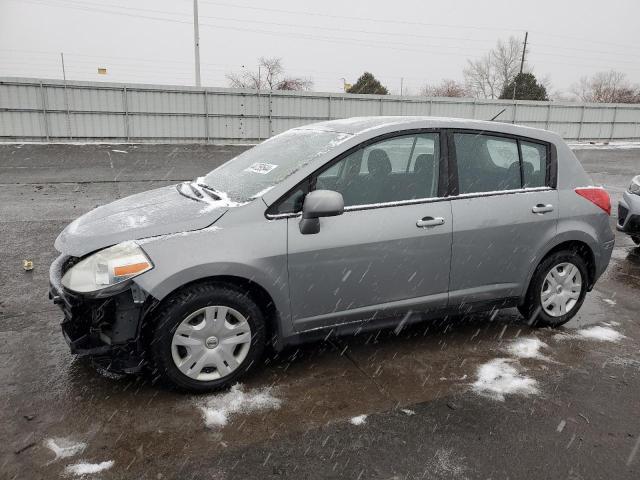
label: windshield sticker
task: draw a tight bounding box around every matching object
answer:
[244,163,278,175]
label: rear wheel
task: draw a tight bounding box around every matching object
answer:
[518,251,588,328]
[148,282,266,392]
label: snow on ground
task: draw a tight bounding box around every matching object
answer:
[401,409,415,416]
[506,337,548,360]
[602,298,617,306]
[471,359,539,401]
[198,384,281,428]
[425,448,469,479]
[569,141,640,150]
[350,414,367,425]
[44,438,86,460]
[576,325,625,342]
[64,460,114,476]
[111,149,128,154]
[553,324,625,343]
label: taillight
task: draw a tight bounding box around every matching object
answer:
[575,187,611,215]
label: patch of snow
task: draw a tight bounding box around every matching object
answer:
[45,438,86,460]
[425,448,469,479]
[506,337,548,359]
[569,141,640,150]
[400,409,415,416]
[111,149,128,154]
[190,178,248,212]
[350,414,367,425]
[557,420,566,433]
[576,326,625,342]
[65,460,114,476]
[602,298,616,306]
[198,384,281,428]
[471,359,539,401]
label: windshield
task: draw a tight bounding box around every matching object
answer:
[201,128,352,202]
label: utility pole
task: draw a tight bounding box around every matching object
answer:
[60,52,71,139]
[60,52,67,81]
[193,0,201,87]
[400,77,404,96]
[512,31,528,100]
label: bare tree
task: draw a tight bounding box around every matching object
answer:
[226,57,313,91]
[420,79,468,97]
[463,54,500,99]
[571,70,639,103]
[463,36,524,99]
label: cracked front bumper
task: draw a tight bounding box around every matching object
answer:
[49,271,153,374]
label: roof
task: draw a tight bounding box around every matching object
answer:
[303,116,560,143]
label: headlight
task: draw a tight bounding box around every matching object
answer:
[61,241,153,294]
[629,175,640,196]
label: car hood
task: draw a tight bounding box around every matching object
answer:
[55,184,230,257]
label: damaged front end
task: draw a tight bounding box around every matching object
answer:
[49,254,158,374]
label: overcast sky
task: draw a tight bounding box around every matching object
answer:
[1,0,639,95]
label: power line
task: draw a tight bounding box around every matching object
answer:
[12,0,640,71]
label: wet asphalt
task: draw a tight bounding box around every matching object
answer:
[1,143,639,480]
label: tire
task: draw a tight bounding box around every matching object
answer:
[518,250,589,328]
[147,282,266,393]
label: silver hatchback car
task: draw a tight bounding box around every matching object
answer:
[49,117,614,392]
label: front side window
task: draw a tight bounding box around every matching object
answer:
[316,132,440,207]
[454,133,521,194]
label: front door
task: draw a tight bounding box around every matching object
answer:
[285,131,453,332]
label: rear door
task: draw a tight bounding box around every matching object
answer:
[448,131,558,306]
[280,131,453,332]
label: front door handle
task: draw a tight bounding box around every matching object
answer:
[416,216,445,228]
[532,204,554,214]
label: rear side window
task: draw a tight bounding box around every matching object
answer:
[454,133,549,194]
[454,134,520,194]
[520,141,548,188]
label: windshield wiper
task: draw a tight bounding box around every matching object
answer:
[188,183,203,199]
[197,183,222,201]
[176,182,204,202]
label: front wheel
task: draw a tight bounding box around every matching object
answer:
[148,283,266,392]
[518,251,588,328]
[631,235,640,245]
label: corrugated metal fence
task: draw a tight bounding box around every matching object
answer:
[2,77,640,143]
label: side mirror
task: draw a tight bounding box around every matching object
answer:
[299,190,344,235]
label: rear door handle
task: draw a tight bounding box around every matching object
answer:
[416,216,445,228]
[532,204,554,214]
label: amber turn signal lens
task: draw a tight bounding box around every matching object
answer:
[113,262,151,277]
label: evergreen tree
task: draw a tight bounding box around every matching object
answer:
[347,72,389,95]
[499,72,548,101]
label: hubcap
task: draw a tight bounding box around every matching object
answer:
[540,262,582,317]
[171,306,252,381]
